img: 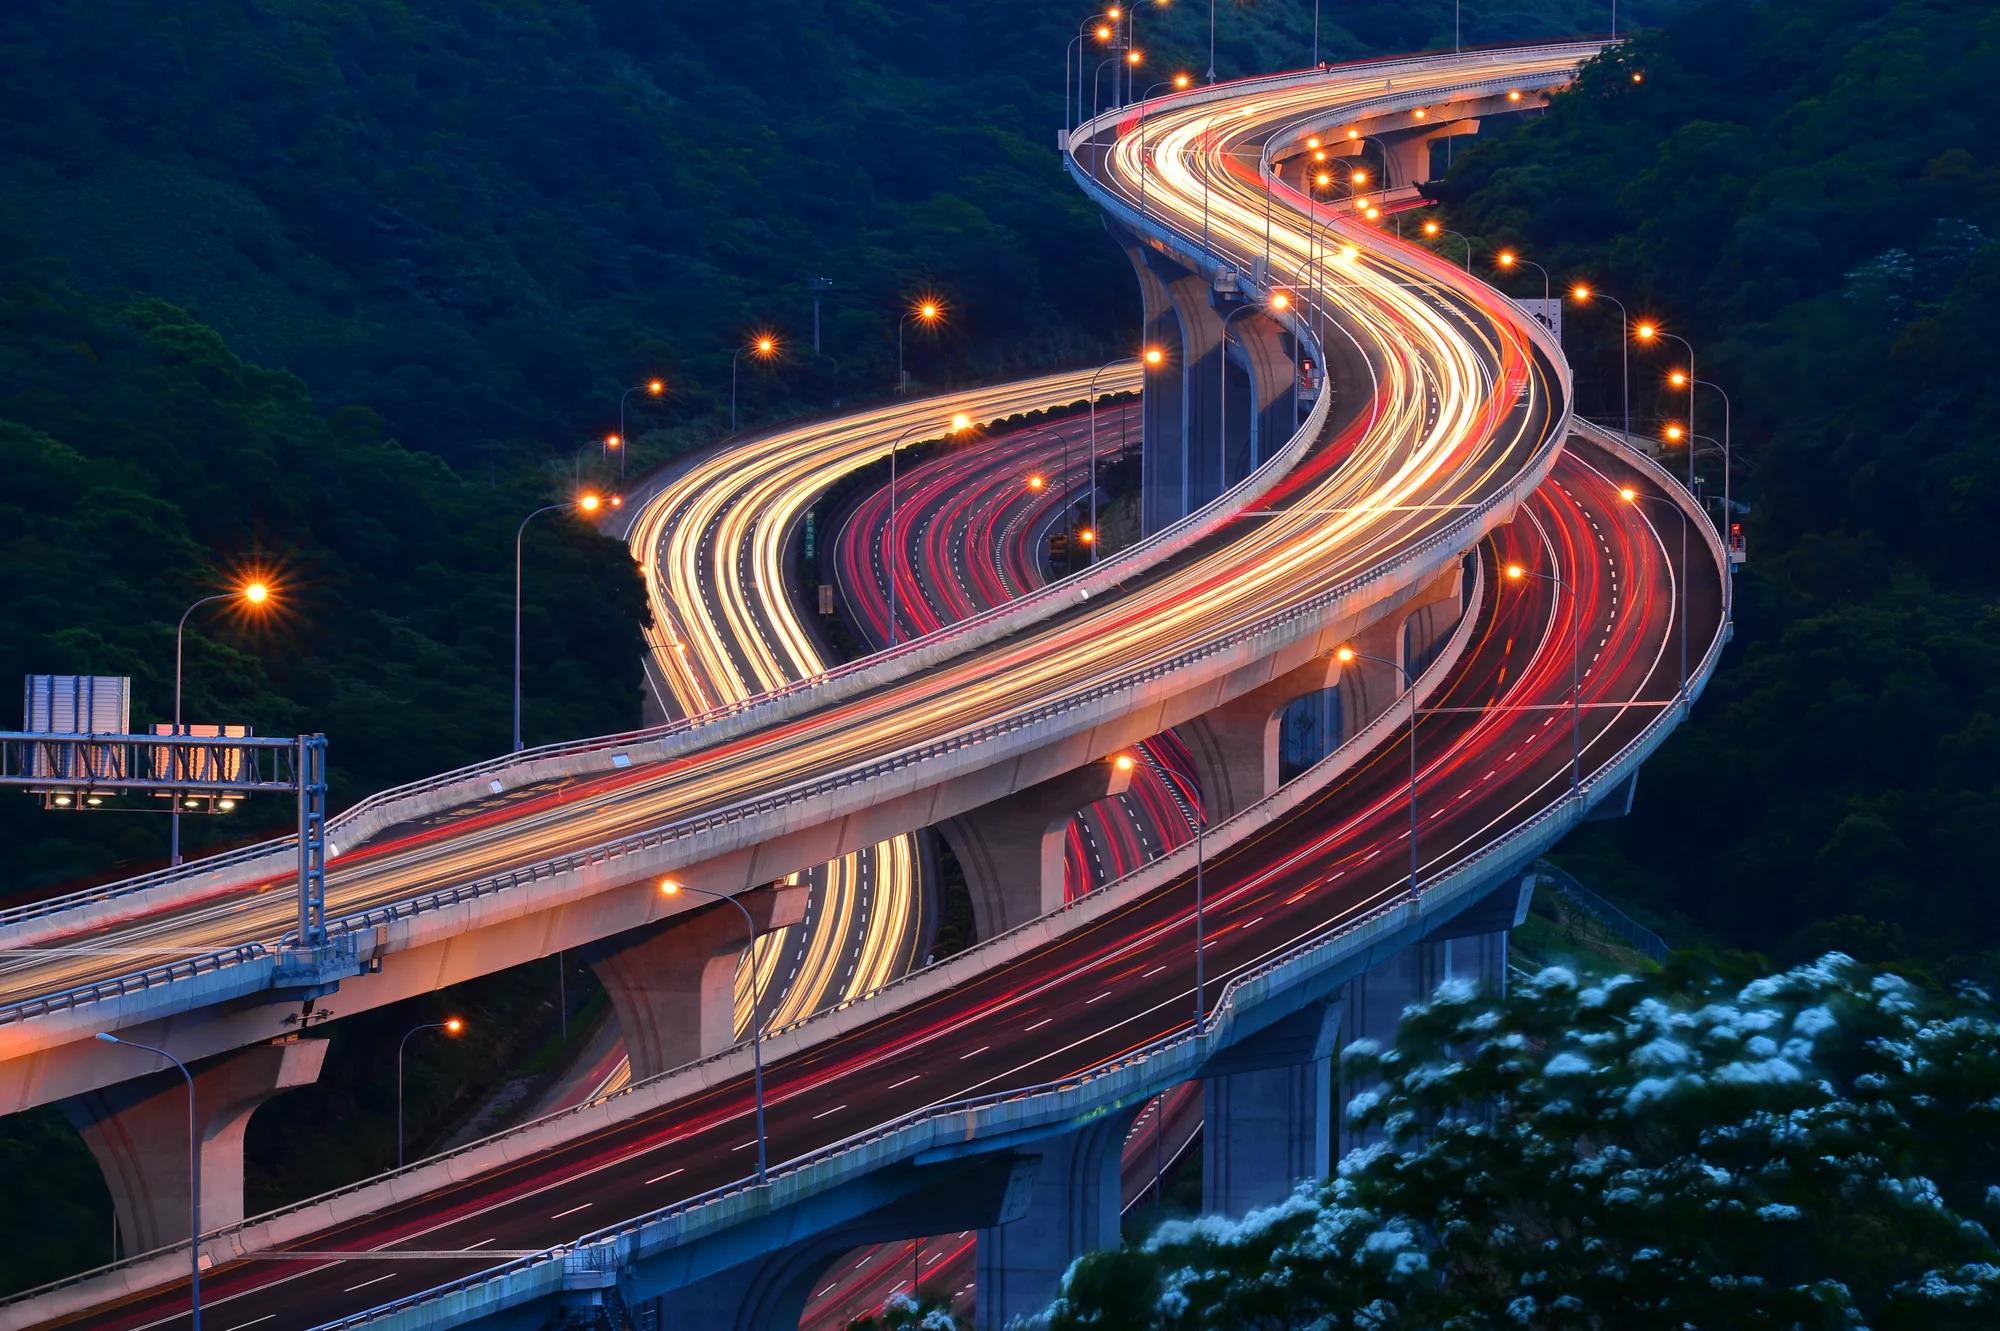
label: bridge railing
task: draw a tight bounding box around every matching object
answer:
[0,50,1576,1024]
[306,528,1727,1330]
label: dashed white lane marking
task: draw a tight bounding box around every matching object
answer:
[812,1104,848,1120]
[889,1073,922,1089]
[550,1203,592,1220]
[343,1274,395,1294]
[1024,1017,1054,1033]
[645,1168,685,1185]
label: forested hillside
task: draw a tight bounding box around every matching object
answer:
[1437,0,2000,971]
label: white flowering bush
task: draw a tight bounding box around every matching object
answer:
[1046,955,2000,1329]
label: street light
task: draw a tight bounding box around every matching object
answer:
[731,334,779,433]
[1494,249,1550,305]
[1087,351,1162,561]
[1137,74,1194,219]
[171,579,274,866]
[1337,646,1421,892]
[659,879,769,1185]
[1636,323,1703,558]
[94,1033,200,1329]
[615,379,667,483]
[1568,284,1633,440]
[1505,562,1583,794]
[897,299,944,394]
[575,434,621,486]
[886,414,976,643]
[397,1016,464,1169]
[1421,219,1473,271]
[514,493,603,752]
[1218,295,1288,496]
[1617,485,1690,702]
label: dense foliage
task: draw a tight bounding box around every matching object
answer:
[1437,0,2000,971]
[0,265,646,892]
[1049,954,2000,1329]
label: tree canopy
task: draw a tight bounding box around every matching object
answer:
[1048,954,2000,1329]
[1435,0,2000,971]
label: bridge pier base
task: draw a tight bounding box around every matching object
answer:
[1200,998,1342,1215]
[976,1105,1140,1329]
[1179,652,1345,823]
[581,884,807,1083]
[940,758,1134,940]
[64,1036,328,1254]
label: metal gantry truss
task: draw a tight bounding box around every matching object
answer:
[3,729,331,948]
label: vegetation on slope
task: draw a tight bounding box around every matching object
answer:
[1434,0,2000,973]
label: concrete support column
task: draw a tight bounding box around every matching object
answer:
[1178,652,1345,824]
[1229,311,1297,475]
[64,1037,328,1254]
[582,884,807,1083]
[1379,122,1480,187]
[976,1106,1140,1328]
[1337,891,1520,1157]
[1402,556,1468,678]
[1339,562,1464,739]
[940,759,1134,941]
[1200,999,1342,1215]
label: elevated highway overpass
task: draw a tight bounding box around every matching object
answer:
[0,39,1736,1331]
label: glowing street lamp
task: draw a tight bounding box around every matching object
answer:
[1087,349,1167,560]
[170,578,275,865]
[1421,218,1472,271]
[1338,645,1421,892]
[1217,295,1291,493]
[1027,473,1048,493]
[1505,562,1583,793]
[731,334,780,433]
[1568,283,1633,439]
[397,1016,466,1169]
[515,494,606,751]
[614,378,668,483]
[1494,249,1550,305]
[897,298,946,394]
[659,879,769,1185]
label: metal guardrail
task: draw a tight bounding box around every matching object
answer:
[310,587,1726,1331]
[1531,859,1669,962]
[0,51,1575,1030]
[0,944,270,1024]
[0,557,1494,1317]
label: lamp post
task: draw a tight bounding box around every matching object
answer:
[1207,0,1217,82]
[731,334,778,433]
[94,1033,200,1329]
[1568,284,1631,440]
[397,1017,464,1169]
[1336,647,1421,892]
[515,492,602,752]
[1137,74,1193,219]
[1420,219,1473,271]
[658,879,768,1184]
[886,414,975,643]
[617,379,666,483]
[1637,323,1699,504]
[171,581,271,867]
[1087,353,1159,560]
[1505,562,1583,794]
[1066,17,1118,132]
[1618,484,1690,704]
[1217,294,1289,496]
[1685,374,1732,625]
[896,300,943,395]
[1495,250,1551,306]
[574,434,620,486]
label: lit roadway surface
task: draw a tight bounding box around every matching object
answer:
[41,437,1716,1329]
[831,402,1203,897]
[614,371,1145,1036]
[0,49,1579,1015]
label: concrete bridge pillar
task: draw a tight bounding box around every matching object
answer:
[976,1105,1141,1328]
[1177,651,1346,824]
[582,884,808,1083]
[1380,121,1480,186]
[63,1036,328,1254]
[1337,562,1464,740]
[1337,883,1524,1157]
[939,758,1134,940]
[1200,998,1342,1215]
